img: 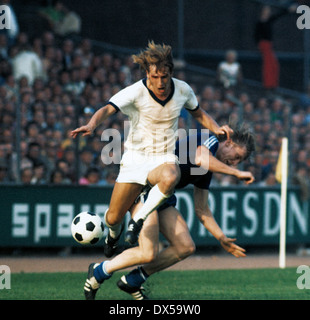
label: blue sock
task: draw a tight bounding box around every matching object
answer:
[93,261,113,283]
[125,267,149,288]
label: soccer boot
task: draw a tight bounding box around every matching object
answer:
[103,223,124,257]
[84,263,101,300]
[124,218,144,245]
[117,275,149,300]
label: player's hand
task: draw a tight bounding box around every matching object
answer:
[214,125,233,140]
[71,124,94,138]
[236,171,255,185]
[219,235,246,258]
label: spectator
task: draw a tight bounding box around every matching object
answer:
[55,158,73,184]
[38,1,64,31]
[53,2,81,37]
[25,121,41,143]
[293,165,310,201]
[258,172,278,186]
[62,147,76,182]
[75,39,93,68]
[62,39,74,71]
[217,50,242,89]
[26,142,46,168]
[79,166,102,185]
[79,147,94,178]
[11,45,45,85]
[64,67,85,96]
[254,4,297,90]
[39,1,81,37]
[100,165,119,186]
[30,161,47,185]
[49,168,69,185]
[10,141,32,181]
[20,167,33,184]
[0,158,10,183]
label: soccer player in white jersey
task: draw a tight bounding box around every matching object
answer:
[71,41,232,250]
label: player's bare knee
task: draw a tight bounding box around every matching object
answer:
[179,241,196,260]
[187,242,196,256]
[140,245,158,264]
[160,167,180,192]
[105,210,122,226]
[143,252,157,264]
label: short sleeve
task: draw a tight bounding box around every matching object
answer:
[202,135,219,156]
[108,82,138,115]
[184,86,199,111]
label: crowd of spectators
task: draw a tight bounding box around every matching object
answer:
[0,28,136,186]
[0,27,309,190]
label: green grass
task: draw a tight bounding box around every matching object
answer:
[0,268,309,300]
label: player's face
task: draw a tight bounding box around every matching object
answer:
[146,65,172,99]
[218,141,247,167]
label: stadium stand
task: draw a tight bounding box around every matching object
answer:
[0,15,309,196]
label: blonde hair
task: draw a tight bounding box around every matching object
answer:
[132,41,174,73]
[230,122,256,161]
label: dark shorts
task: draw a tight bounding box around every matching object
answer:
[138,186,177,212]
[157,194,177,212]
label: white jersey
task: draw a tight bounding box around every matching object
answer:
[218,61,240,88]
[109,78,199,155]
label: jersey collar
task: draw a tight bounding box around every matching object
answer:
[143,78,175,106]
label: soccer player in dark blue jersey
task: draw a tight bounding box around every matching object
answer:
[162,130,254,205]
[84,126,255,300]
[116,126,255,300]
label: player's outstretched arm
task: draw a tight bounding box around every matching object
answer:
[218,235,246,258]
[195,146,255,184]
[193,186,246,258]
[234,170,255,185]
[71,104,117,138]
[189,108,233,139]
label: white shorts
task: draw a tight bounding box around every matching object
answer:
[116,151,179,185]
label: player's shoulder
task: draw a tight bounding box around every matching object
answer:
[201,134,219,155]
[126,79,145,91]
[114,79,145,98]
[172,78,193,92]
[202,134,218,145]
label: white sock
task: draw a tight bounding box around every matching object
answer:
[133,184,169,222]
[104,209,123,239]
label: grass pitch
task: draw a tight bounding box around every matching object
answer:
[1,268,309,300]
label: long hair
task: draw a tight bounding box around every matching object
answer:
[132,40,174,73]
[217,120,255,160]
[230,121,256,161]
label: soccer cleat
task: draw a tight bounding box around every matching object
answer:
[84,263,101,300]
[124,219,144,245]
[104,223,124,257]
[117,275,149,300]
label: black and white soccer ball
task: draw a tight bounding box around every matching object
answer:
[71,211,104,245]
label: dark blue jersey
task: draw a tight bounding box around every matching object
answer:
[175,133,219,190]
[157,133,219,212]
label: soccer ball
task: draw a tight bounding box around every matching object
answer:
[71,211,104,245]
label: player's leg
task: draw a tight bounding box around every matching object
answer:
[106,182,143,226]
[144,206,196,275]
[147,162,181,195]
[84,208,159,300]
[118,206,195,299]
[125,162,180,244]
[105,210,159,272]
[103,181,143,257]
